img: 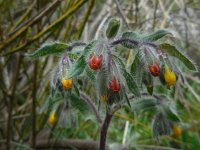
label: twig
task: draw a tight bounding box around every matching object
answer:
[32,60,38,148]
[6,54,22,150]
[0,114,30,124]
[77,0,96,39]
[0,0,61,51]
[114,0,130,29]
[0,0,87,56]
[152,0,158,31]
[35,139,99,150]
[80,92,102,124]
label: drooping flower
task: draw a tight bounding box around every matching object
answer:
[148,63,160,77]
[172,125,182,138]
[108,76,120,93]
[88,54,103,70]
[164,65,176,86]
[48,112,58,127]
[62,79,73,90]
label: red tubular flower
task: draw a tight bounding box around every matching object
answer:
[148,63,160,77]
[108,77,120,93]
[88,54,103,70]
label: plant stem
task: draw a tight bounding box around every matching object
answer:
[6,54,22,150]
[99,111,112,150]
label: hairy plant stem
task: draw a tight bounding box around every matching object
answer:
[111,38,157,48]
[99,111,112,150]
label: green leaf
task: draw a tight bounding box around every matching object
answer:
[29,42,70,58]
[159,43,197,71]
[106,18,121,39]
[123,70,141,97]
[132,98,157,112]
[152,112,171,139]
[70,93,90,114]
[85,66,95,81]
[82,40,96,56]
[143,72,154,95]
[162,104,181,122]
[121,87,131,108]
[131,51,142,75]
[121,30,171,49]
[112,55,140,97]
[142,29,171,42]
[66,56,86,79]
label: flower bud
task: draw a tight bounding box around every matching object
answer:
[101,95,107,103]
[108,77,120,93]
[148,63,160,77]
[88,54,103,70]
[62,79,73,90]
[164,65,176,86]
[48,112,58,127]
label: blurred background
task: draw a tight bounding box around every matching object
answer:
[0,0,200,150]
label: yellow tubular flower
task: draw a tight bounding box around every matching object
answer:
[164,65,176,86]
[101,95,107,103]
[48,112,58,127]
[62,79,73,90]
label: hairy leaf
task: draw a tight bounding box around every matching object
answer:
[29,42,70,58]
[162,104,180,122]
[132,98,157,112]
[85,66,95,81]
[152,112,171,139]
[70,93,90,114]
[123,70,141,97]
[106,18,121,39]
[159,43,197,71]
[142,29,171,42]
[66,56,86,79]
[131,51,142,75]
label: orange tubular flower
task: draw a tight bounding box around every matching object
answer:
[108,77,120,93]
[172,125,182,138]
[88,54,103,70]
[62,79,73,90]
[148,63,160,77]
[164,65,177,86]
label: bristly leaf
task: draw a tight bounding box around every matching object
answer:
[161,103,181,122]
[66,55,86,79]
[152,112,171,139]
[131,51,142,75]
[159,43,197,71]
[123,70,141,97]
[106,18,121,39]
[82,40,96,57]
[29,42,70,58]
[121,30,171,49]
[112,55,141,97]
[132,98,157,112]
[69,93,90,114]
[66,41,96,79]
[121,87,131,108]
[142,29,172,42]
[85,66,95,81]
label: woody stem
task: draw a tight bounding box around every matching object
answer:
[99,111,113,150]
